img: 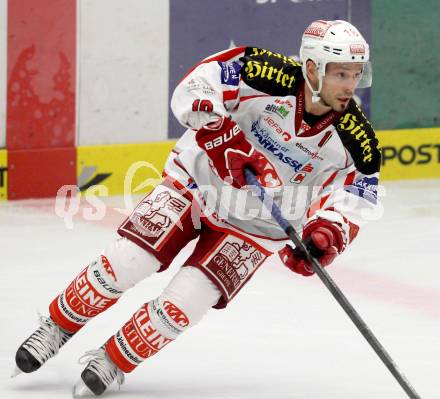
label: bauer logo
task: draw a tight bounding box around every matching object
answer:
[219,61,241,86]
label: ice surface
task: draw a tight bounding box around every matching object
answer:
[1,180,439,398]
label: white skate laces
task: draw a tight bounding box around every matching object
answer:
[72,348,124,397]
[23,314,72,365]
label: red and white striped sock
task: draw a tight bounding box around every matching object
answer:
[49,255,122,333]
[105,298,190,373]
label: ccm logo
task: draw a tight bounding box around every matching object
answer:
[204,124,241,150]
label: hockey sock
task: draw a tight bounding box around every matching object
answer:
[105,297,190,373]
[49,255,123,333]
[104,266,221,373]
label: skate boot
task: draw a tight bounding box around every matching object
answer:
[72,347,125,397]
[12,315,74,377]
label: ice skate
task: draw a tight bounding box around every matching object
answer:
[12,315,73,376]
[72,347,124,397]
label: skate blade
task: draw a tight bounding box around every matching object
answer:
[72,379,93,398]
[10,366,22,378]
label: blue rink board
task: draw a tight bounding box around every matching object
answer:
[168,0,371,138]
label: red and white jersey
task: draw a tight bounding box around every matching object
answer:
[165,47,381,251]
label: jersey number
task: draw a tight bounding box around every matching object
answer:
[192,99,214,113]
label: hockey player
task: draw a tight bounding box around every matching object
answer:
[13,19,381,397]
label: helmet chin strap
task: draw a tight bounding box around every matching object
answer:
[312,92,321,103]
[304,72,323,103]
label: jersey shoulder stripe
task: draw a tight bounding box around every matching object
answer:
[239,47,303,96]
[335,100,381,175]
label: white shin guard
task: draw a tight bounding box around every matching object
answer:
[148,266,223,341]
[103,237,162,291]
[160,266,222,327]
[105,266,222,373]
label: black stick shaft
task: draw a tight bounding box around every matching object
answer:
[244,169,421,399]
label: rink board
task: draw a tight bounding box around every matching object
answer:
[0,149,6,200]
[1,128,439,200]
[377,127,440,180]
[168,0,371,137]
[75,127,440,196]
[76,141,175,197]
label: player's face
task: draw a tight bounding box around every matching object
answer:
[320,63,364,111]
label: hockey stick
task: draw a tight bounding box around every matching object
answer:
[244,169,421,399]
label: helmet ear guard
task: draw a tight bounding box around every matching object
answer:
[299,20,372,101]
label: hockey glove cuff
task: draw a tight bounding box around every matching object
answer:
[279,218,346,277]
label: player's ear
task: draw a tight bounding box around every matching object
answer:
[305,59,318,83]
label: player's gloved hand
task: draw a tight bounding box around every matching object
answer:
[279,218,346,277]
[196,116,268,188]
